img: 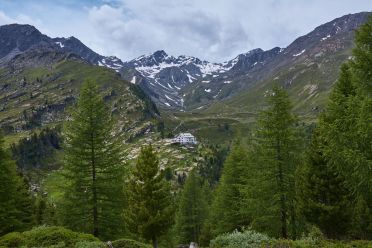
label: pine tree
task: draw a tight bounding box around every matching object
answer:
[0,131,34,236]
[298,125,352,239]
[175,170,208,244]
[315,18,372,239]
[60,80,126,240]
[208,141,250,237]
[125,145,174,248]
[246,85,302,239]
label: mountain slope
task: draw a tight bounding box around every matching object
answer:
[0,49,158,146]
[200,12,370,117]
[0,24,124,71]
[119,12,370,113]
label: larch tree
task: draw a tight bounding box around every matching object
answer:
[125,145,174,248]
[315,17,372,239]
[248,85,302,239]
[60,79,126,240]
[297,125,352,239]
[208,141,250,237]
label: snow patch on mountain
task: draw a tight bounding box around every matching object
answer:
[293,49,306,57]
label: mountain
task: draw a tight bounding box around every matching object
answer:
[0,24,124,71]
[0,24,158,146]
[200,11,370,116]
[120,50,236,108]
[119,12,370,112]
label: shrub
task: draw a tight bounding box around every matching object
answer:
[0,232,25,248]
[111,239,150,248]
[210,229,271,248]
[74,241,106,248]
[0,226,101,248]
[265,239,372,248]
[22,226,99,247]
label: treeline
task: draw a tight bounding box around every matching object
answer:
[11,127,61,170]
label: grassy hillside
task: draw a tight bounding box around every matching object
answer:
[0,59,157,146]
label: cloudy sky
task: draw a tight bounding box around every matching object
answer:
[0,0,370,62]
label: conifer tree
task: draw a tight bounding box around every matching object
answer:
[247,85,302,239]
[208,141,250,237]
[298,125,352,239]
[60,80,126,240]
[175,170,208,244]
[125,145,174,248]
[0,131,34,236]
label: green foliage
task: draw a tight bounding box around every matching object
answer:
[0,226,100,248]
[266,239,372,248]
[59,80,126,240]
[0,131,35,236]
[209,229,271,248]
[197,143,229,186]
[243,85,303,238]
[73,241,106,248]
[125,145,175,248]
[208,141,250,237]
[297,126,352,238]
[111,238,151,248]
[11,127,61,170]
[0,232,24,248]
[175,170,208,244]
[312,17,372,239]
[210,229,372,248]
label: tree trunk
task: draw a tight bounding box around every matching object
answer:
[152,237,158,248]
[91,131,98,237]
[276,139,288,239]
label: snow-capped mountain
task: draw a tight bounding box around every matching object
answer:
[119,47,284,108]
[119,12,369,110]
[120,50,238,108]
[1,11,369,112]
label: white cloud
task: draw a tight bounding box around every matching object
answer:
[1,0,371,62]
[0,11,42,27]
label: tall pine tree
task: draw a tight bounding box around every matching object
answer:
[246,85,302,239]
[125,145,174,248]
[298,125,352,239]
[208,141,250,237]
[175,170,208,244]
[0,131,34,236]
[60,80,126,240]
[315,17,372,239]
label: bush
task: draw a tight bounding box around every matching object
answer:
[74,241,106,248]
[0,232,24,247]
[111,239,150,248]
[0,226,101,248]
[210,229,271,248]
[22,226,99,247]
[265,239,372,248]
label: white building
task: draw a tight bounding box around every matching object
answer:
[172,133,197,145]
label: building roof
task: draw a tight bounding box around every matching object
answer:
[176,133,195,138]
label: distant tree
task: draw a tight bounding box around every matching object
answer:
[125,145,174,248]
[175,170,208,244]
[11,127,61,170]
[197,144,229,186]
[60,80,126,240]
[0,131,34,236]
